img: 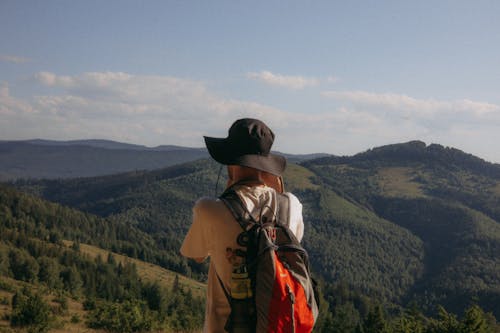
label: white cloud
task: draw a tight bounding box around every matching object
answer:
[1,71,289,146]
[0,54,31,64]
[0,83,34,115]
[317,90,500,161]
[2,73,500,163]
[247,70,319,90]
[322,90,500,116]
[35,72,75,87]
[326,76,340,83]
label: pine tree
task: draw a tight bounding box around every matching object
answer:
[393,305,425,333]
[461,305,491,333]
[331,302,361,333]
[427,305,460,333]
[362,305,391,333]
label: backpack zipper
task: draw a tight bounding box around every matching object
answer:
[286,284,295,332]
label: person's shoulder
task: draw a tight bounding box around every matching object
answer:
[283,191,302,204]
[193,197,226,215]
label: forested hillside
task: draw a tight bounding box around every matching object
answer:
[5,140,500,332]
[0,184,205,332]
[302,141,500,316]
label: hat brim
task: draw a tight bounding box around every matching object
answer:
[204,136,286,176]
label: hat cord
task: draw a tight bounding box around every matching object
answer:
[214,164,224,196]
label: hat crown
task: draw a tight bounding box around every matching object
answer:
[228,118,275,156]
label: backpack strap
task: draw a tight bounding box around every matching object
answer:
[276,193,290,227]
[219,187,257,231]
[220,186,290,229]
[216,271,231,303]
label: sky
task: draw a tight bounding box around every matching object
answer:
[1,1,500,162]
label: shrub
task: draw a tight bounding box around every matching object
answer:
[86,299,154,333]
[10,287,52,333]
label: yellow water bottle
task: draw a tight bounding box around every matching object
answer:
[230,264,252,299]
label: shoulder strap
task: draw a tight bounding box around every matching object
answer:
[219,188,256,231]
[216,272,231,303]
[276,193,290,227]
[220,187,291,229]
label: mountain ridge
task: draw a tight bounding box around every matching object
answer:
[0,139,330,180]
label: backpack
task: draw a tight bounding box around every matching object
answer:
[219,187,319,333]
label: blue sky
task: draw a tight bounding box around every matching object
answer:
[1,1,500,162]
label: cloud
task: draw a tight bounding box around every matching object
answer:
[2,72,500,163]
[322,90,500,116]
[326,76,340,83]
[318,90,500,161]
[35,72,75,87]
[247,70,319,90]
[1,71,289,146]
[0,54,31,64]
[0,83,34,115]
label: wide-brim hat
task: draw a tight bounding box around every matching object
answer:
[204,118,286,176]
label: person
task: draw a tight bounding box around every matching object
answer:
[180,118,305,333]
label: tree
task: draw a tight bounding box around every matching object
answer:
[11,287,52,333]
[332,302,361,333]
[393,305,426,333]
[361,305,391,333]
[86,300,154,333]
[427,306,460,333]
[8,248,39,282]
[37,256,61,289]
[60,264,83,295]
[142,281,166,313]
[0,246,10,276]
[461,305,491,333]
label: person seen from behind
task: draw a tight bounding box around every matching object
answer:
[180,118,308,333]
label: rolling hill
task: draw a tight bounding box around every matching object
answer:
[0,139,328,180]
[10,140,500,320]
[0,183,206,332]
[0,140,208,180]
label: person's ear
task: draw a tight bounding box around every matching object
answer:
[277,176,284,193]
[226,165,235,188]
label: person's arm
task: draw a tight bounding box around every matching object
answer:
[180,198,212,260]
[285,192,304,242]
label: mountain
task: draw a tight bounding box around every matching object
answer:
[0,139,329,180]
[302,141,500,314]
[20,139,201,152]
[0,140,208,180]
[11,140,500,321]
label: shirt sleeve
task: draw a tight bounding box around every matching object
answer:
[180,198,213,259]
[285,192,304,242]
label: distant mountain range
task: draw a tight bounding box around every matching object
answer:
[0,139,329,180]
[7,139,500,319]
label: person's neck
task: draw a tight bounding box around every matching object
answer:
[228,179,266,189]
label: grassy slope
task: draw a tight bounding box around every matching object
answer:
[0,241,206,333]
[0,276,101,333]
[63,241,206,298]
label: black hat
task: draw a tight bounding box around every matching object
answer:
[204,118,286,176]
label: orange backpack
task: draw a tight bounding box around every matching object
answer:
[219,188,319,333]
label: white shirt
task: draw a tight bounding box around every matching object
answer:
[180,185,304,333]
